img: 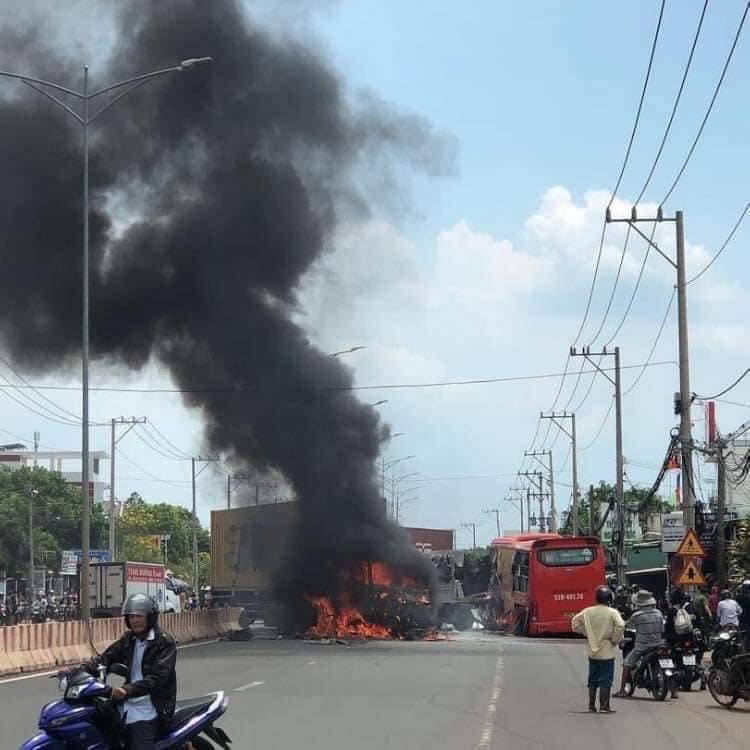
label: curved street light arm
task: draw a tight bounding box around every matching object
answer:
[0,70,83,98]
[21,80,84,124]
[88,76,159,124]
[87,64,186,99]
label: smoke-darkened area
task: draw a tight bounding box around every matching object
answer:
[0,1,451,626]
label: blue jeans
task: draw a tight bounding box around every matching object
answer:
[588,658,615,688]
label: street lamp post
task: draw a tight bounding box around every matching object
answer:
[381,455,414,517]
[0,57,212,620]
[28,488,39,598]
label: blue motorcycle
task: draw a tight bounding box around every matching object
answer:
[21,664,232,749]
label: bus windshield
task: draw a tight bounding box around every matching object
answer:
[537,547,596,567]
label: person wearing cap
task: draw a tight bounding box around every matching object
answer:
[81,593,177,749]
[614,589,664,698]
[571,585,625,713]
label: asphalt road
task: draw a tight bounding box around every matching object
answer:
[1,632,749,749]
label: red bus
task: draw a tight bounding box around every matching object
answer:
[488,533,606,635]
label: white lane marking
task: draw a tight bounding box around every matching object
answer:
[0,670,58,685]
[476,651,503,750]
[176,638,222,650]
[0,637,224,685]
[234,681,265,691]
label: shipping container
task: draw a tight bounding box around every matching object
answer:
[210,502,298,616]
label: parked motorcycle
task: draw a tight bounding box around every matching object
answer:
[707,653,750,708]
[710,628,745,669]
[20,664,232,749]
[621,628,674,701]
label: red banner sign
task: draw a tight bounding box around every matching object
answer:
[126,563,164,584]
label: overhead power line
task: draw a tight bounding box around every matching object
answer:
[145,420,193,459]
[574,0,666,347]
[132,424,189,462]
[593,1,707,346]
[580,398,615,452]
[660,1,750,207]
[622,288,676,396]
[694,368,750,402]
[0,360,677,394]
[687,201,750,284]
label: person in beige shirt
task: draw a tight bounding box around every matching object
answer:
[571,585,625,713]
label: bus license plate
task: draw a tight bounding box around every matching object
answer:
[682,655,696,666]
[659,659,674,669]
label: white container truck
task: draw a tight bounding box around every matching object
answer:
[88,561,180,618]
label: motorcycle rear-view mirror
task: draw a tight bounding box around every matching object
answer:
[108,663,129,679]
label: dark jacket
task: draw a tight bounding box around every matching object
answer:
[83,626,177,726]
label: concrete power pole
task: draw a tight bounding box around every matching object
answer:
[109,417,147,561]
[524,452,556,532]
[716,439,726,586]
[541,412,579,535]
[191,455,219,591]
[607,207,694,529]
[460,522,477,549]
[571,346,625,583]
[483,507,501,537]
[519,470,545,531]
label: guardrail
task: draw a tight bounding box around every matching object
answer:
[0,608,243,676]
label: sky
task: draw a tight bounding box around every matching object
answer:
[2,1,750,549]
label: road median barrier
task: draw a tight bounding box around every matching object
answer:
[0,608,244,676]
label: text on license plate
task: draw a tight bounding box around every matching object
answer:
[659,659,674,669]
[682,655,696,665]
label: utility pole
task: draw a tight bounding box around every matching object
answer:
[460,522,477,549]
[109,417,147,560]
[607,207,694,528]
[226,473,252,510]
[191,456,219,591]
[571,346,625,584]
[28,488,37,598]
[524,451,556,531]
[483,507,501,537]
[541,412,579,535]
[716,439,726,586]
[519,470,545,531]
[506,486,526,533]
[589,485,596,537]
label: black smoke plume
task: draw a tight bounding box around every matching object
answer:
[0,1,451,627]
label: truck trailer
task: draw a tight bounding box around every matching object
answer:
[210,502,298,619]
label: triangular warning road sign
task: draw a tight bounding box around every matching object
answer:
[675,529,706,558]
[676,558,707,586]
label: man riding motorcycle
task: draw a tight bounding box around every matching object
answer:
[80,593,177,749]
[614,589,664,698]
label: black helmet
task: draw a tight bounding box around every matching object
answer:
[122,593,158,629]
[615,585,625,594]
[721,589,731,600]
[595,585,613,604]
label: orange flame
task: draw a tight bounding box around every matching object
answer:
[307,596,391,639]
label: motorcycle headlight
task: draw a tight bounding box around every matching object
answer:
[66,685,82,699]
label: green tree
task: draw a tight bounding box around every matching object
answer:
[728,520,750,584]
[116,492,209,586]
[0,465,107,577]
